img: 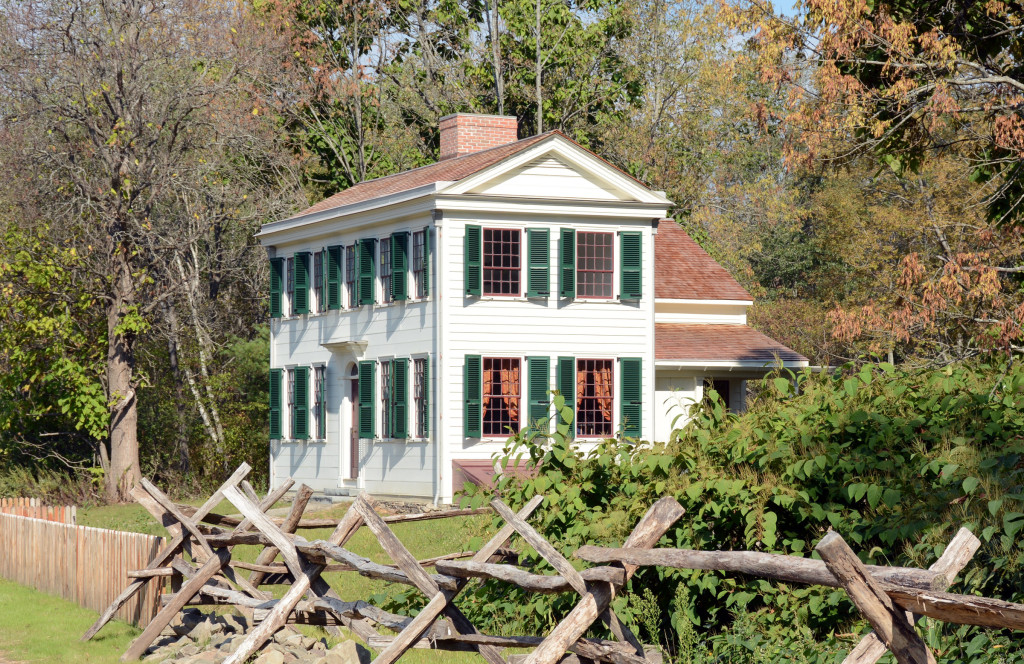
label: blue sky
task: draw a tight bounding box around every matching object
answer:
[774,0,801,17]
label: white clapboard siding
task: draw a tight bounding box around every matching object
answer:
[472,156,626,201]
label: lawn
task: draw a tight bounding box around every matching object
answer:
[0,498,494,664]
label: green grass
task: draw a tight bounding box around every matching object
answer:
[0,499,491,664]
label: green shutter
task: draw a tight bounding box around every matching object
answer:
[619,231,642,300]
[269,368,282,439]
[463,355,482,438]
[357,238,376,305]
[391,232,409,302]
[293,252,310,315]
[293,366,310,440]
[423,356,430,437]
[526,229,550,297]
[269,258,284,319]
[327,245,343,310]
[391,358,409,439]
[620,357,642,437]
[464,225,482,296]
[556,356,575,438]
[422,228,431,297]
[559,229,575,298]
[527,356,550,429]
[358,360,375,439]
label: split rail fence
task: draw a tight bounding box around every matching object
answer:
[0,512,164,625]
[82,462,1024,664]
[1,497,76,524]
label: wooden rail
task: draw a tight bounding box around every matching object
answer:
[0,512,163,626]
[87,464,1023,664]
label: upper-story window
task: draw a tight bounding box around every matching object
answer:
[413,230,427,299]
[577,232,614,298]
[286,256,295,316]
[576,359,613,437]
[345,245,356,308]
[287,367,296,437]
[483,357,520,436]
[484,228,520,296]
[380,238,393,303]
[313,250,324,312]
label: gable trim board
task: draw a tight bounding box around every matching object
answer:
[261,120,804,502]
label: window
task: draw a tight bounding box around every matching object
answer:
[380,238,392,303]
[577,232,614,298]
[313,251,324,313]
[345,245,356,307]
[286,256,295,316]
[380,360,392,438]
[483,229,520,295]
[414,358,427,437]
[287,368,296,437]
[706,378,732,411]
[576,359,613,437]
[413,231,427,298]
[483,358,520,436]
[313,366,326,439]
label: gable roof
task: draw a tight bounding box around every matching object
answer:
[655,324,807,364]
[292,132,556,219]
[654,222,752,301]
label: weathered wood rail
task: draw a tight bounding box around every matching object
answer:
[83,463,1024,664]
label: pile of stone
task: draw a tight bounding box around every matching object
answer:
[143,609,369,664]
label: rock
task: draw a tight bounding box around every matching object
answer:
[180,644,200,657]
[310,640,327,654]
[254,650,286,664]
[221,614,248,634]
[324,640,364,664]
[283,633,305,648]
[190,620,216,644]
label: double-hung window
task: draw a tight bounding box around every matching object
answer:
[287,368,296,437]
[313,366,326,439]
[576,359,614,437]
[577,232,614,298]
[380,360,392,438]
[413,231,427,299]
[413,358,428,438]
[380,239,393,303]
[483,358,520,436]
[483,229,521,295]
[286,257,295,316]
[345,245,356,308]
[313,251,324,312]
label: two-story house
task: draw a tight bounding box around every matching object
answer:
[257,114,806,503]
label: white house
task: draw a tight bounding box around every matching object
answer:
[257,113,806,503]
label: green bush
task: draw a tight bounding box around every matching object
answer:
[453,361,1024,663]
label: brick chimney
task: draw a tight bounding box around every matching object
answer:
[439,113,519,161]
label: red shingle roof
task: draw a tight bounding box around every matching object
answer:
[292,132,555,219]
[655,324,807,364]
[654,222,751,301]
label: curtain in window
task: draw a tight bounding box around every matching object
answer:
[594,363,613,423]
[500,364,520,421]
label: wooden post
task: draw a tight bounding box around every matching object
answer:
[81,463,256,642]
[815,531,935,664]
[249,484,315,586]
[524,497,685,664]
[843,527,980,664]
[221,492,365,664]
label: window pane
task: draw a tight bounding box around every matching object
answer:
[313,252,324,312]
[380,361,391,438]
[482,358,520,436]
[413,358,426,437]
[345,245,355,308]
[413,231,426,299]
[576,359,613,437]
[576,233,613,298]
[380,239,392,303]
[483,229,521,295]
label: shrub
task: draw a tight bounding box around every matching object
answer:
[454,361,1024,663]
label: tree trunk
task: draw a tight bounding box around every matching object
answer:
[535,0,542,134]
[487,0,504,115]
[105,239,141,502]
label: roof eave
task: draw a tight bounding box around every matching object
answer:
[655,359,809,370]
[256,181,451,242]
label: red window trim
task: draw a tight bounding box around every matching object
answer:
[576,231,615,300]
[575,357,615,439]
[482,227,522,298]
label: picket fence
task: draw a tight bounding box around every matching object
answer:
[0,497,77,524]
[0,512,165,626]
